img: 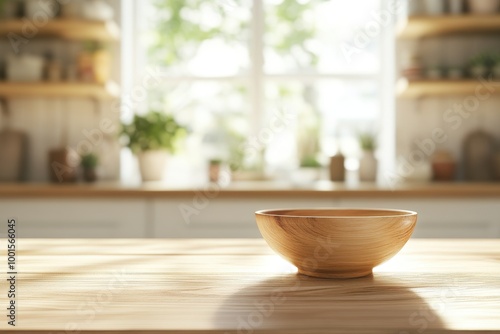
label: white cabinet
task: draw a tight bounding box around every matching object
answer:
[152,197,338,238]
[0,199,148,238]
[0,196,498,238]
[338,198,500,238]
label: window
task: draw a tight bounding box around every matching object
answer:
[124,0,389,183]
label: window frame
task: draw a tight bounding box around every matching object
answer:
[121,0,395,183]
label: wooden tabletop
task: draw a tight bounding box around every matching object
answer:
[1,239,500,333]
[2,181,500,198]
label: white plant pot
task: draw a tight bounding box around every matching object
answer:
[359,151,377,182]
[137,150,168,182]
[290,167,323,185]
[467,0,500,14]
[81,0,115,21]
[424,0,446,15]
[25,0,58,19]
[6,54,44,82]
[404,162,433,183]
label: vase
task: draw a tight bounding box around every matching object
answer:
[359,151,377,182]
[467,0,500,14]
[329,153,345,182]
[137,150,168,182]
[48,148,77,183]
[25,0,58,19]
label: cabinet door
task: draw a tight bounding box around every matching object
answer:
[0,199,148,238]
[153,197,338,238]
[339,198,500,238]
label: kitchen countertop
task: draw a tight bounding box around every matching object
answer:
[2,239,500,333]
[2,181,500,198]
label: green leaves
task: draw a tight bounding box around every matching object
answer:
[80,153,99,169]
[359,133,376,151]
[121,111,187,154]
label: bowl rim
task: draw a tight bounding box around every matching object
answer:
[255,208,417,219]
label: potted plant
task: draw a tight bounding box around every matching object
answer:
[80,153,99,183]
[493,53,500,79]
[121,111,186,182]
[291,156,323,184]
[358,133,377,182]
[469,53,495,78]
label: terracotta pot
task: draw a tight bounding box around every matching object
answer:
[209,161,221,183]
[432,150,456,182]
[48,148,77,183]
[329,153,345,182]
[83,169,97,183]
[137,150,167,182]
[432,162,457,181]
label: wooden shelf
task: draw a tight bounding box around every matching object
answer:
[397,79,499,98]
[0,81,120,99]
[398,15,500,39]
[0,19,120,41]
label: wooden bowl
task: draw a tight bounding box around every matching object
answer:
[255,208,417,279]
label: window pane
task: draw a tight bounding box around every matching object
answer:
[264,0,381,74]
[145,80,251,164]
[147,81,250,131]
[263,80,380,170]
[141,0,252,76]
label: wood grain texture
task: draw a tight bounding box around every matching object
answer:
[0,19,120,41]
[2,182,500,199]
[396,79,498,99]
[256,209,417,278]
[1,239,500,333]
[0,82,120,99]
[398,15,500,39]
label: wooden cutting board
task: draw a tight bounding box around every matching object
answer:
[0,129,27,181]
[1,239,500,333]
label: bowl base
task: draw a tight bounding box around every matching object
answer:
[298,268,373,279]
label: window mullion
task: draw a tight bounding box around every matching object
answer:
[250,0,265,137]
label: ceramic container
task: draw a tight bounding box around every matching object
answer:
[137,150,167,182]
[6,54,44,82]
[359,150,377,182]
